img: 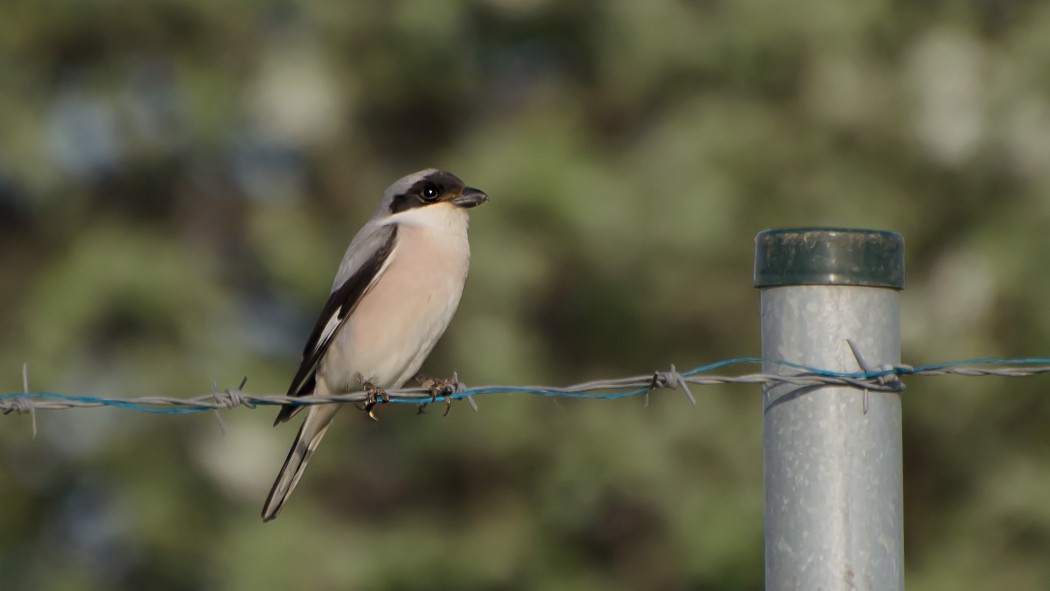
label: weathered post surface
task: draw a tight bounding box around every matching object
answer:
[755,228,905,591]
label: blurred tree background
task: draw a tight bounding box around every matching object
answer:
[2,0,1050,589]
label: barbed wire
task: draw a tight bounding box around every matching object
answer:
[4,356,1050,422]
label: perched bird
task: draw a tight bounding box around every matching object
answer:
[262,169,488,522]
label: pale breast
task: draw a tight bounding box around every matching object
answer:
[319,219,471,392]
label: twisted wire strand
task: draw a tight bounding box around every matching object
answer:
[3,357,1050,416]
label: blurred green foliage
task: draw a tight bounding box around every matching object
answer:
[3,0,1050,589]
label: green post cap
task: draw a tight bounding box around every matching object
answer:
[754,228,904,289]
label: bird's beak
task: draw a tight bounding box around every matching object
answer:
[451,187,488,208]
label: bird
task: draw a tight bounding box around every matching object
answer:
[261,169,488,522]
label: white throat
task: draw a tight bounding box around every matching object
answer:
[383,202,470,233]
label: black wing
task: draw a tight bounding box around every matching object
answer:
[274,225,398,425]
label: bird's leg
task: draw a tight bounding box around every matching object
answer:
[415,374,457,416]
[359,381,388,422]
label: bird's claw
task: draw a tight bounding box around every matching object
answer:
[415,374,457,416]
[358,382,388,422]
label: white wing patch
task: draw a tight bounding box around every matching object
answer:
[314,308,344,355]
[367,243,398,292]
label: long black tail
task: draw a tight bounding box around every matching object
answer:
[261,404,338,522]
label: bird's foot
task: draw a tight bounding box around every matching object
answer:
[358,382,388,422]
[415,374,457,416]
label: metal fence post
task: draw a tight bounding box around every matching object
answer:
[754,228,905,591]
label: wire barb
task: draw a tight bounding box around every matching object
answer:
[21,363,37,438]
[450,372,479,412]
[212,377,253,410]
[846,340,873,414]
[654,364,696,407]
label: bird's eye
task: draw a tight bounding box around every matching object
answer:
[421,184,440,201]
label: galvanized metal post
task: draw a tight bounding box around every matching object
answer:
[754,228,905,591]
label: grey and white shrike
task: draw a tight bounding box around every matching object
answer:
[261,169,488,522]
